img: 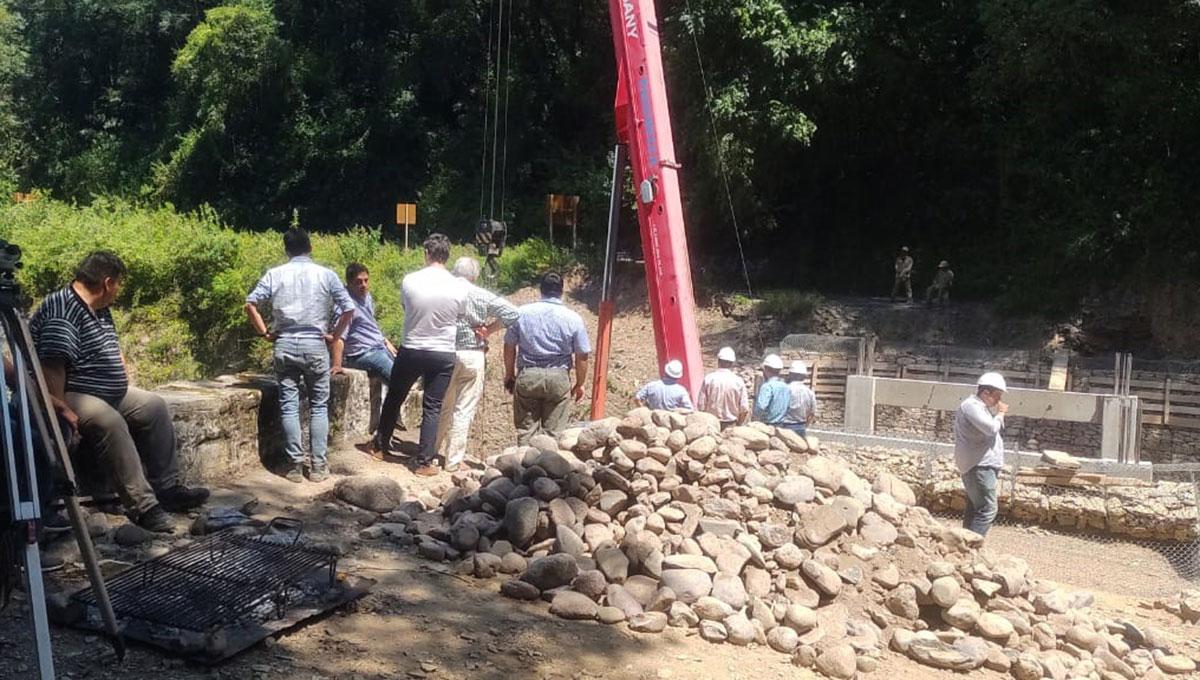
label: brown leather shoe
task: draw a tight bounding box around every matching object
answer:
[355,441,386,461]
[414,464,439,477]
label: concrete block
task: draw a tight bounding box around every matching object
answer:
[844,375,876,434]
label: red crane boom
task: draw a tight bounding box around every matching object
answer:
[591,0,704,418]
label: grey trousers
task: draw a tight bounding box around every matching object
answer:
[67,387,178,514]
[513,367,572,445]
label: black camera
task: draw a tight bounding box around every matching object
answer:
[0,239,21,288]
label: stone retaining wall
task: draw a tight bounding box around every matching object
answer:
[826,443,1199,542]
[148,369,420,486]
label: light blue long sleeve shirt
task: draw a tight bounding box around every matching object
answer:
[247,256,355,338]
[754,376,790,424]
[637,378,694,411]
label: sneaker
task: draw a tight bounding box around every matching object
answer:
[157,485,210,512]
[309,468,330,483]
[135,506,175,534]
[414,464,439,477]
[443,463,460,473]
[284,466,305,484]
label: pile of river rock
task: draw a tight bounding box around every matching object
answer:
[362,407,1197,679]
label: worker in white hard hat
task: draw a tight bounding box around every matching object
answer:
[891,246,914,304]
[635,359,694,411]
[925,260,954,306]
[781,360,817,436]
[753,354,790,425]
[953,371,1009,537]
[697,346,749,429]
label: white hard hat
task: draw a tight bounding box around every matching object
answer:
[977,372,1007,392]
[664,360,684,379]
[789,360,808,376]
[717,347,736,362]
[762,354,784,370]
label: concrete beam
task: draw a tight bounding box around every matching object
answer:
[870,376,1106,423]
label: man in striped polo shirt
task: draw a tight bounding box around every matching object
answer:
[31,251,209,533]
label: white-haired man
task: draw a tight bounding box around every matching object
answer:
[435,256,519,472]
[954,372,1008,537]
[697,346,749,429]
[781,360,816,436]
[635,360,694,411]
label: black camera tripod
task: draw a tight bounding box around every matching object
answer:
[0,239,123,677]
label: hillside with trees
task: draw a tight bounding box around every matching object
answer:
[2,1,1199,339]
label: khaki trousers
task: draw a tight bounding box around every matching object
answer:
[513,367,572,445]
[435,350,487,467]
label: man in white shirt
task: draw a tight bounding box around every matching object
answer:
[781,360,816,436]
[696,347,749,429]
[953,371,1009,537]
[362,233,467,476]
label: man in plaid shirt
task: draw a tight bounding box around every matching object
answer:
[435,256,519,471]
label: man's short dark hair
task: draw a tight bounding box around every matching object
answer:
[346,262,368,281]
[424,233,452,264]
[539,271,564,299]
[283,228,312,257]
[74,250,127,288]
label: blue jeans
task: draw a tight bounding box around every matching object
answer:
[961,466,999,536]
[345,347,394,382]
[274,336,331,470]
[781,422,806,437]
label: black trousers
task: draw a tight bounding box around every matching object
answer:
[375,347,456,463]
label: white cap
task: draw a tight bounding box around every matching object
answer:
[717,347,736,362]
[762,354,784,370]
[789,360,808,376]
[977,372,1007,392]
[664,360,684,379]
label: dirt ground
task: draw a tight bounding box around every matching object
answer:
[1,283,1196,679]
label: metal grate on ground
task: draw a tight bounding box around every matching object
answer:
[72,528,338,632]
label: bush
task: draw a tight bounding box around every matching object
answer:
[758,289,822,321]
[0,197,576,385]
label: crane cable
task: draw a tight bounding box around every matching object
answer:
[680,0,766,354]
[477,0,515,222]
[477,0,497,219]
[497,0,514,218]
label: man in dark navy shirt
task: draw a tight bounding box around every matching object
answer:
[31,251,208,533]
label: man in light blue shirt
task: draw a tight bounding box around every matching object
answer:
[953,372,1008,537]
[636,360,694,411]
[753,354,790,425]
[504,272,590,444]
[331,262,396,381]
[245,228,355,483]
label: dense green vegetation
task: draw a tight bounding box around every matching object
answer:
[1,1,1198,315]
[0,197,575,385]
